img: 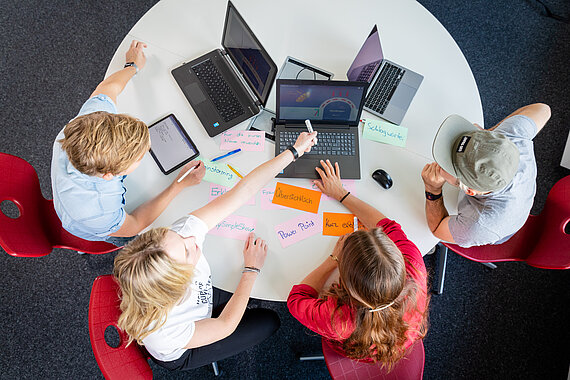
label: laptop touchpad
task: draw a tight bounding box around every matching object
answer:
[183,83,207,104]
[295,160,321,174]
[391,84,415,109]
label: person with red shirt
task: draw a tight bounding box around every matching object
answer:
[287,160,429,368]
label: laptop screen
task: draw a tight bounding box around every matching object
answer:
[222,1,277,106]
[276,79,368,126]
[346,25,384,83]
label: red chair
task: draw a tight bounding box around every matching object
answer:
[0,152,119,257]
[322,339,425,380]
[434,175,570,294]
[89,275,153,380]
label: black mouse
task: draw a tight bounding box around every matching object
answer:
[372,169,393,189]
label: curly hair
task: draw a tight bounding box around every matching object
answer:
[59,111,150,175]
[323,228,429,370]
[113,228,194,346]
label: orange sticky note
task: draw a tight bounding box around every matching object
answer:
[271,182,321,214]
[323,213,364,236]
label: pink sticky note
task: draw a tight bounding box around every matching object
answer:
[311,180,357,201]
[209,184,255,205]
[274,214,322,248]
[220,130,265,152]
[260,186,287,210]
[209,214,256,241]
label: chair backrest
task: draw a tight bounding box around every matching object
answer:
[88,275,153,380]
[322,338,425,380]
[0,153,119,257]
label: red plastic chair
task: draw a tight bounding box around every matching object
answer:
[435,175,570,294]
[89,275,153,380]
[322,339,425,380]
[0,152,119,257]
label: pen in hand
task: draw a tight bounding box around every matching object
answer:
[177,162,201,183]
[305,119,314,133]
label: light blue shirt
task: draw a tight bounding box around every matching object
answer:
[448,115,538,247]
[51,95,127,241]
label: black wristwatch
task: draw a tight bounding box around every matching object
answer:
[124,61,139,74]
[286,145,299,160]
[425,191,443,201]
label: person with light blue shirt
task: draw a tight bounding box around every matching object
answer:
[421,103,551,247]
[51,40,205,246]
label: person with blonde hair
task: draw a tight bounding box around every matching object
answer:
[51,40,205,246]
[114,132,317,371]
[288,160,429,368]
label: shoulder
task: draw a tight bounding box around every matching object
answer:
[171,215,209,248]
[495,115,537,141]
[376,218,424,271]
[76,94,118,118]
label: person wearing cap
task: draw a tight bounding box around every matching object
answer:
[421,103,551,247]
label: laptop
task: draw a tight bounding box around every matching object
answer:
[171,1,277,137]
[347,25,423,126]
[274,79,369,179]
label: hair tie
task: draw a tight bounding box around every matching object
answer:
[369,300,395,313]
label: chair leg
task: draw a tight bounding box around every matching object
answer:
[212,361,220,376]
[77,251,86,255]
[434,243,448,295]
[480,262,497,269]
[299,355,324,361]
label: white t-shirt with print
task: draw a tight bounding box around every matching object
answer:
[142,215,213,362]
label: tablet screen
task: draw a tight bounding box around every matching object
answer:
[148,114,199,174]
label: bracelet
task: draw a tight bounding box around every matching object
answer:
[124,61,139,74]
[425,191,443,201]
[286,145,299,161]
[339,191,350,203]
[242,266,261,274]
[329,254,339,262]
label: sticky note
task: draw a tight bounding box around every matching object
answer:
[271,182,322,214]
[200,158,239,188]
[274,214,322,248]
[208,214,256,241]
[322,212,364,236]
[220,130,265,152]
[209,184,255,205]
[311,180,357,201]
[260,186,287,210]
[362,118,408,148]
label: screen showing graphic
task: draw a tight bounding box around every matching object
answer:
[278,83,366,123]
[149,115,198,172]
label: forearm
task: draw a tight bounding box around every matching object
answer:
[217,272,258,335]
[425,197,449,233]
[338,194,386,229]
[129,183,183,230]
[90,66,137,103]
[300,258,337,292]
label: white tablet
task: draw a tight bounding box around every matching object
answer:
[148,114,200,174]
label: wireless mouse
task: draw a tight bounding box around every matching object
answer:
[372,169,393,189]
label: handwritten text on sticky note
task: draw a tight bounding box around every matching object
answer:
[200,158,239,188]
[220,130,265,152]
[260,186,287,210]
[362,118,408,148]
[323,212,364,236]
[208,214,256,241]
[271,183,321,213]
[274,214,322,248]
[209,184,255,205]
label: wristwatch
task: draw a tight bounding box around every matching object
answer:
[425,191,443,201]
[124,61,139,74]
[286,145,299,160]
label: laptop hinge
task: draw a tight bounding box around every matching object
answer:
[221,48,260,105]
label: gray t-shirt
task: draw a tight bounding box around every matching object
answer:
[448,115,537,247]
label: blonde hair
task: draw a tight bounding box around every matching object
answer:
[59,111,150,175]
[113,228,194,345]
[324,228,429,370]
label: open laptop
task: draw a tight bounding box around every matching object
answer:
[274,79,368,179]
[171,1,277,137]
[347,25,423,126]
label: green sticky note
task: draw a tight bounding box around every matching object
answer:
[199,157,239,188]
[362,118,408,148]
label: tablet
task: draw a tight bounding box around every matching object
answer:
[148,114,200,174]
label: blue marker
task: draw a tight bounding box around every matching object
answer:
[211,148,242,162]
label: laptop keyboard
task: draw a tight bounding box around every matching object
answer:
[364,62,405,114]
[192,59,245,122]
[278,131,356,156]
[356,61,379,82]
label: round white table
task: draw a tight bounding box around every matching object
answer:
[106,0,482,301]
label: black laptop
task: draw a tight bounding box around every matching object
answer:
[274,79,368,179]
[171,1,277,137]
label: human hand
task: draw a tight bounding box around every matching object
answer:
[243,233,267,269]
[329,234,348,265]
[314,160,347,201]
[174,161,205,187]
[421,162,446,194]
[293,131,318,158]
[125,40,147,71]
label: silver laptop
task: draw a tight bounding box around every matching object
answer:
[347,25,423,125]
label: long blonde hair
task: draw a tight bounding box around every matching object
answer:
[113,228,194,345]
[324,228,429,369]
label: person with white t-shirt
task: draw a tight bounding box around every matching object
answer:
[113,131,317,371]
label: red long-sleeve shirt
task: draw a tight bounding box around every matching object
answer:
[287,218,427,362]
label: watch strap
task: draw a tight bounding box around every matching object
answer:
[286,145,299,160]
[425,191,443,201]
[124,61,139,74]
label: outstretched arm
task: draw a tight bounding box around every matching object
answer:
[490,103,551,133]
[90,40,147,104]
[421,163,455,243]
